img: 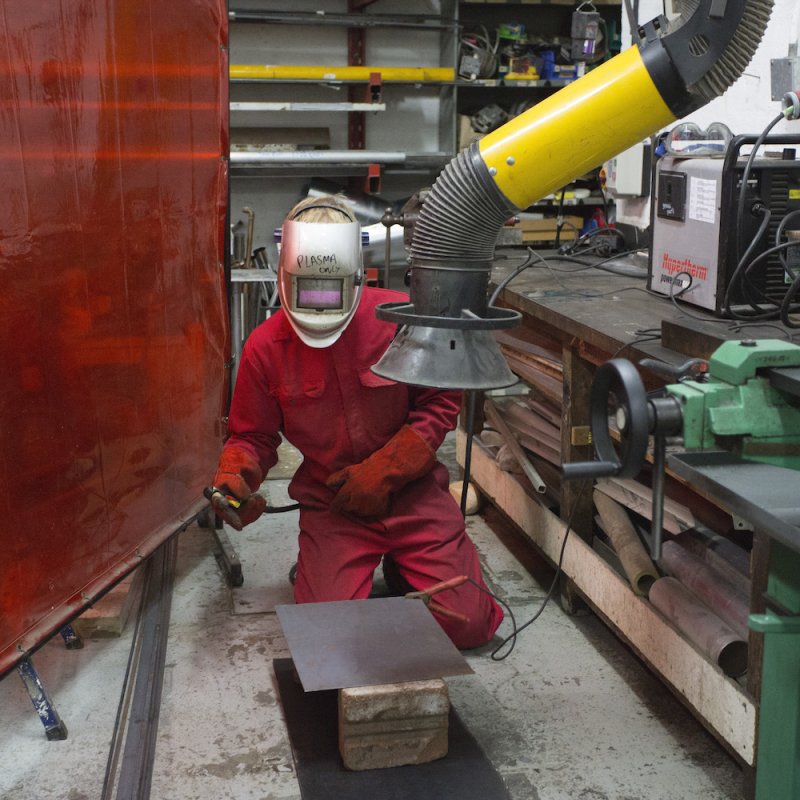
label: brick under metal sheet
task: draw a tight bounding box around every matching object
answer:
[276,597,473,692]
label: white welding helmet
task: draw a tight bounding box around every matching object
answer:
[277,203,364,348]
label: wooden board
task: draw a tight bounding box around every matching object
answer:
[499,352,563,404]
[595,477,696,535]
[457,429,756,765]
[72,569,144,639]
[500,399,561,450]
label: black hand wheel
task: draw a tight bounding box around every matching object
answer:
[562,358,650,480]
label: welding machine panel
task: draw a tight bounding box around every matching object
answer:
[649,157,722,310]
[649,136,800,316]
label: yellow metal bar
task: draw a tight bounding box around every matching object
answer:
[230,65,455,82]
[478,46,677,210]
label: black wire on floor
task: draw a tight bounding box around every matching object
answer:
[464,481,589,661]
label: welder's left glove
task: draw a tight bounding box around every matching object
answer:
[326,425,436,518]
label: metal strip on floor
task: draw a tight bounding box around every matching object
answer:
[102,536,178,800]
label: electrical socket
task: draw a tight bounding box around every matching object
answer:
[771,57,800,102]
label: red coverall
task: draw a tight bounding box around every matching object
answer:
[225,287,503,648]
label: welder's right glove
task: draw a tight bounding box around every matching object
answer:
[210,446,266,530]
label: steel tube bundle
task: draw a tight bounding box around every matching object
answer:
[660,540,750,639]
[649,577,748,678]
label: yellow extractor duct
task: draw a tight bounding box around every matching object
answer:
[373,0,774,390]
[479,46,674,210]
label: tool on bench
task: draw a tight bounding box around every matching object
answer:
[406,575,470,624]
[562,339,800,800]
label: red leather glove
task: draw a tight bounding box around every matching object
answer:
[211,446,266,530]
[325,425,436,518]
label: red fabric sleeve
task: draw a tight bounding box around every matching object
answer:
[224,344,282,478]
[405,386,463,451]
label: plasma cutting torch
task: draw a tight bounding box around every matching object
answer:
[371,0,774,390]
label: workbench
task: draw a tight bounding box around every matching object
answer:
[458,248,798,790]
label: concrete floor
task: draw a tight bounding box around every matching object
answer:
[0,437,745,800]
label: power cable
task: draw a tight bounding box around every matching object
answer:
[469,480,590,661]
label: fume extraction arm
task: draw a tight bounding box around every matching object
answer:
[372,0,774,390]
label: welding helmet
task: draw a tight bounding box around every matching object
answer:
[277,199,364,348]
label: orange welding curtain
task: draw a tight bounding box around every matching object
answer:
[0,0,229,677]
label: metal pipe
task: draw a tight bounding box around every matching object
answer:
[242,207,255,269]
[305,179,405,224]
[649,576,748,678]
[230,283,243,389]
[228,10,453,30]
[672,529,751,597]
[383,209,392,290]
[484,399,546,494]
[660,541,750,639]
[230,101,386,112]
[230,150,407,164]
[361,220,406,267]
[594,490,659,597]
[650,433,667,561]
[230,65,454,82]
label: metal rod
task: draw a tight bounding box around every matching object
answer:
[17,658,68,740]
[213,527,244,588]
[461,392,477,517]
[650,434,666,561]
[484,399,547,494]
[230,101,386,113]
[229,150,408,164]
[383,209,392,290]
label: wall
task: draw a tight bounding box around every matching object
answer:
[616,0,800,228]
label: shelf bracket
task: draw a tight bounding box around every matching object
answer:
[365,163,382,195]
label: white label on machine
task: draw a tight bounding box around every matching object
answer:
[688,176,717,224]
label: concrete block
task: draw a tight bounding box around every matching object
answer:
[338,679,449,771]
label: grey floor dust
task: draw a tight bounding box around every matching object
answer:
[0,435,744,800]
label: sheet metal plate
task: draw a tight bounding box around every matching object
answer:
[276,598,473,692]
[669,451,800,554]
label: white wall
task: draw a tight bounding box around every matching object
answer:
[616,0,800,228]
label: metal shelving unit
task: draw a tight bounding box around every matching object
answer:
[227,0,460,272]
